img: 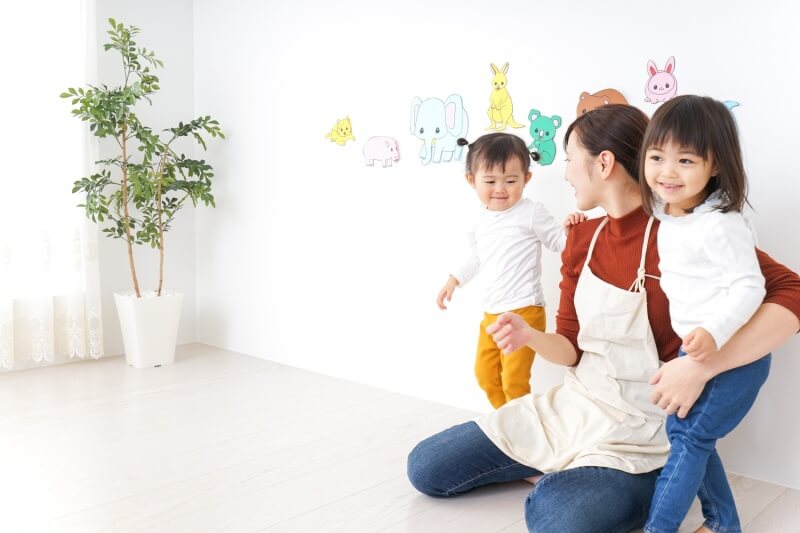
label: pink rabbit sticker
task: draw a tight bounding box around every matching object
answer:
[645,56,677,103]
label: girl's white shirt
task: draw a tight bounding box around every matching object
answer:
[452,197,565,314]
[654,192,765,348]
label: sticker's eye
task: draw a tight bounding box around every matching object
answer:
[419,128,424,134]
[435,127,440,134]
[534,128,539,133]
[666,83,670,88]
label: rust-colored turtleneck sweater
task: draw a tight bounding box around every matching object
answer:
[556,206,800,362]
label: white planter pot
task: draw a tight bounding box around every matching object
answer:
[114,291,183,368]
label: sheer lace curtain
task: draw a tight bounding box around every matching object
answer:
[0,0,103,372]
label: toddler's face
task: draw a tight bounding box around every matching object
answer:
[644,140,716,216]
[468,157,531,211]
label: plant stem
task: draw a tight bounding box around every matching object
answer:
[120,125,142,298]
[156,151,167,297]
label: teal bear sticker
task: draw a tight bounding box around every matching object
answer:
[527,109,562,166]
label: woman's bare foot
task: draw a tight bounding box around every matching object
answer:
[525,475,543,485]
[693,526,713,533]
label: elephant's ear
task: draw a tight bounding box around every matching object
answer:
[410,97,423,134]
[444,94,465,133]
[445,101,456,130]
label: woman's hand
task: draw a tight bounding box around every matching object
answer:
[486,312,533,354]
[649,356,712,418]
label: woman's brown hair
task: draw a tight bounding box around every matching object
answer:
[640,95,747,214]
[562,104,649,182]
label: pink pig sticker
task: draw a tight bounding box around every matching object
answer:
[645,56,678,103]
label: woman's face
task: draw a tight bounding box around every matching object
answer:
[564,134,600,211]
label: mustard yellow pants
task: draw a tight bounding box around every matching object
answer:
[475,305,546,409]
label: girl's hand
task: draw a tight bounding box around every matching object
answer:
[436,276,459,310]
[563,212,587,235]
[649,356,711,418]
[486,312,533,354]
[682,327,717,361]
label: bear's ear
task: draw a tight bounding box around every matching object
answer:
[528,109,540,121]
[552,116,562,129]
[579,91,589,101]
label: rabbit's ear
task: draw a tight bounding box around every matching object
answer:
[491,63,499,74]
[665,56,675,73]
[502,62,509,73]
[647,60,658,76]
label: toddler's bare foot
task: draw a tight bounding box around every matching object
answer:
[525,475,542,485]
[693,526,713,533]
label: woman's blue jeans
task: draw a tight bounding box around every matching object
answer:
[407,421,660,533]
[645,353,771,533]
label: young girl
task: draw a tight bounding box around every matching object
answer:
[436,133,581,408]
[641,95,768,533]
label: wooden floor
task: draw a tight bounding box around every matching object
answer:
[1,344,797,532]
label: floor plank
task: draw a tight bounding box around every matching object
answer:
[1,344,796,533]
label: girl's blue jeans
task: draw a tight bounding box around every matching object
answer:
[407,421,660,533]
[645,352,772,533]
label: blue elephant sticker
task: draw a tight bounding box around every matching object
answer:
[410,94,469,165]
[527,109,562,166]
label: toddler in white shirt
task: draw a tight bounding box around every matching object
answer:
[436,133,583,408]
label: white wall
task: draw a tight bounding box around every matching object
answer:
[194,0,800,487]
[95,0,196,356]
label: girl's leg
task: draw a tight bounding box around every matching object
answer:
[645,354,771,533]
[475,313,506,408]
[525,466,659,533]
[500,305,546,403]
[698,450,741,533]
[407,421,542,497]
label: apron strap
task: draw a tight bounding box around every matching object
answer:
[629,216,659,292]
[585,217,608,263]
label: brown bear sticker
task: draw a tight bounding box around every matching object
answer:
[576,89,628,116]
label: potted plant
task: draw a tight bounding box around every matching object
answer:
[62,19,224,368]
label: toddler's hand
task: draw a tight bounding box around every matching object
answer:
[563,212,587,235]
[682,327,717,361]
[486,312,532,354]
[436,276,459,310]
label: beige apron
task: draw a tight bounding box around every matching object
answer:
[477,216,670,474]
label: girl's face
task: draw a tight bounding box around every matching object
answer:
[468,156,531,211]
[564,134,601,211]
[644,140,717,216]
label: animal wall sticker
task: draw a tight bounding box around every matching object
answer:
[645,56,678,103]
[527,109,562,166]
[576,89,628,116]
[486,62,525,131]
[363,136,400,167]
[325,116,356,146]
[410,94,469,165]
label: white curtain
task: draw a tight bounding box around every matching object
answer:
[0,0,103,371]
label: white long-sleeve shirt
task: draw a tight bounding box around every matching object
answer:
[655,194,765,349]
[451,198,565,314]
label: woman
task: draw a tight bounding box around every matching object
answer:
[407,104,800,532]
